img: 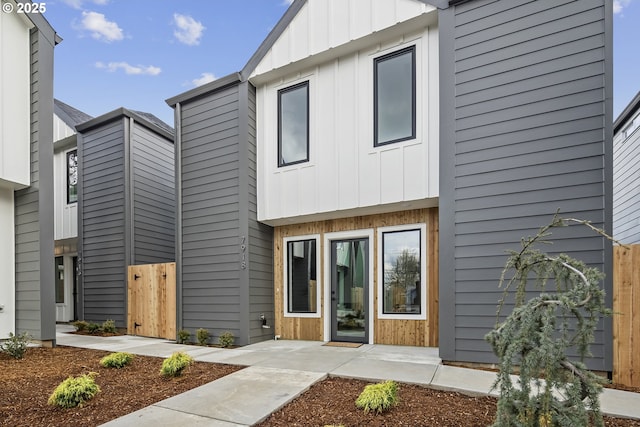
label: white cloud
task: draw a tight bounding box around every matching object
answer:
[173,13,205,46]
[192,72,216,87]
[96,61,161,76]
[80,11,123,42]
[614,0,632,14]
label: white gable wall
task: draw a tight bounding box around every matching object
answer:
[251,0,436,79]
[54,115,75,142]
[0,8,31,190]
[253,0,438,225]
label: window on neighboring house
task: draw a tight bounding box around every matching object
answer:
[67,149,78,204]
[374,46,416,146]
[55,256,64,304]
[278,81,309,167]
[285,238,318,314]
[380,226,424,316]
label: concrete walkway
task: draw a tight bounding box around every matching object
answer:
[54,325,640,426]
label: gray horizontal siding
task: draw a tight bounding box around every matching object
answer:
[131,123,175,264]
[440,0,612,370]
[179,84,242,336]
[613,126,640,243]
[79,119,127,325]
[14,29,55,341]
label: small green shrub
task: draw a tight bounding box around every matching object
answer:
[101,319,117,334]
[196,328,210,346]
[48,373,101,408]
[355,380,398,414]
[72,320,89,332]
[160,352,193,377]
[100,352,134,368]
[0,332,30,359]
[177,329,191,344]
[87,322,101,334]
[218,331,234,348]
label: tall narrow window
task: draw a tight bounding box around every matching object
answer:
[67,149,78,204]
[286,238,317,313]
[381,228,422,315]
[55,256,65,304]
[278,81,309,167]
[374,46,416,146]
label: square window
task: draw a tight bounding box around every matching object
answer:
[67,149,78,204]
[374,46,416,146]
[285,237,318,314]
[278,81,309,167]
[379,225,426,319]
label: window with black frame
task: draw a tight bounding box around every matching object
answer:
[286,238,317,313]
[278,81,309,167]
[374,46,416,146]
[67,149,78,204]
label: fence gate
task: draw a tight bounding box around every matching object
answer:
[127,262,176,340]
[613,244,640,388]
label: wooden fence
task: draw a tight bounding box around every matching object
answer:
[613,245,640,387]
[127,262,176,340]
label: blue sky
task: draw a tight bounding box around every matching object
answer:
[42,0,639,127]
[43,0,293,125]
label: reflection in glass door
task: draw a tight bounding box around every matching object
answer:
[330,238,368,343]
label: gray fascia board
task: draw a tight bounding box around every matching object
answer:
[76,107,174,141]
[614,91,640,134]
[16,0,60,45]
[165,72,242,107]
[419,0,449,8]
[240,0,308,80]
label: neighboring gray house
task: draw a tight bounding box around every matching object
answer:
[53,99,93,323]
[613,91,640,244]
[166,76,274,346]
[0,5,60,344]
[166,0,613,371]
[75,108,175,327]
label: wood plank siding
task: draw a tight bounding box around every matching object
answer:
[273,208,438,346]
[439,0,612,369]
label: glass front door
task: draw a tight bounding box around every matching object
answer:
[330,238,368,343]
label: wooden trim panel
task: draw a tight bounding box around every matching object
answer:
[273,208,439,346]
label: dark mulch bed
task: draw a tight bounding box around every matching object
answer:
[0,346,242,427]
[256,377,640,427]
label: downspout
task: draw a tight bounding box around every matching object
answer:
[174,103,183,335]
[124,116,134,328]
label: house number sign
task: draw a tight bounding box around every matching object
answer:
[240,236,246,270]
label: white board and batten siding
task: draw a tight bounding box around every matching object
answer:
[252,0,439,225]
[0,9,31,189]
[0,8,32,337]
[53,147,78,241]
